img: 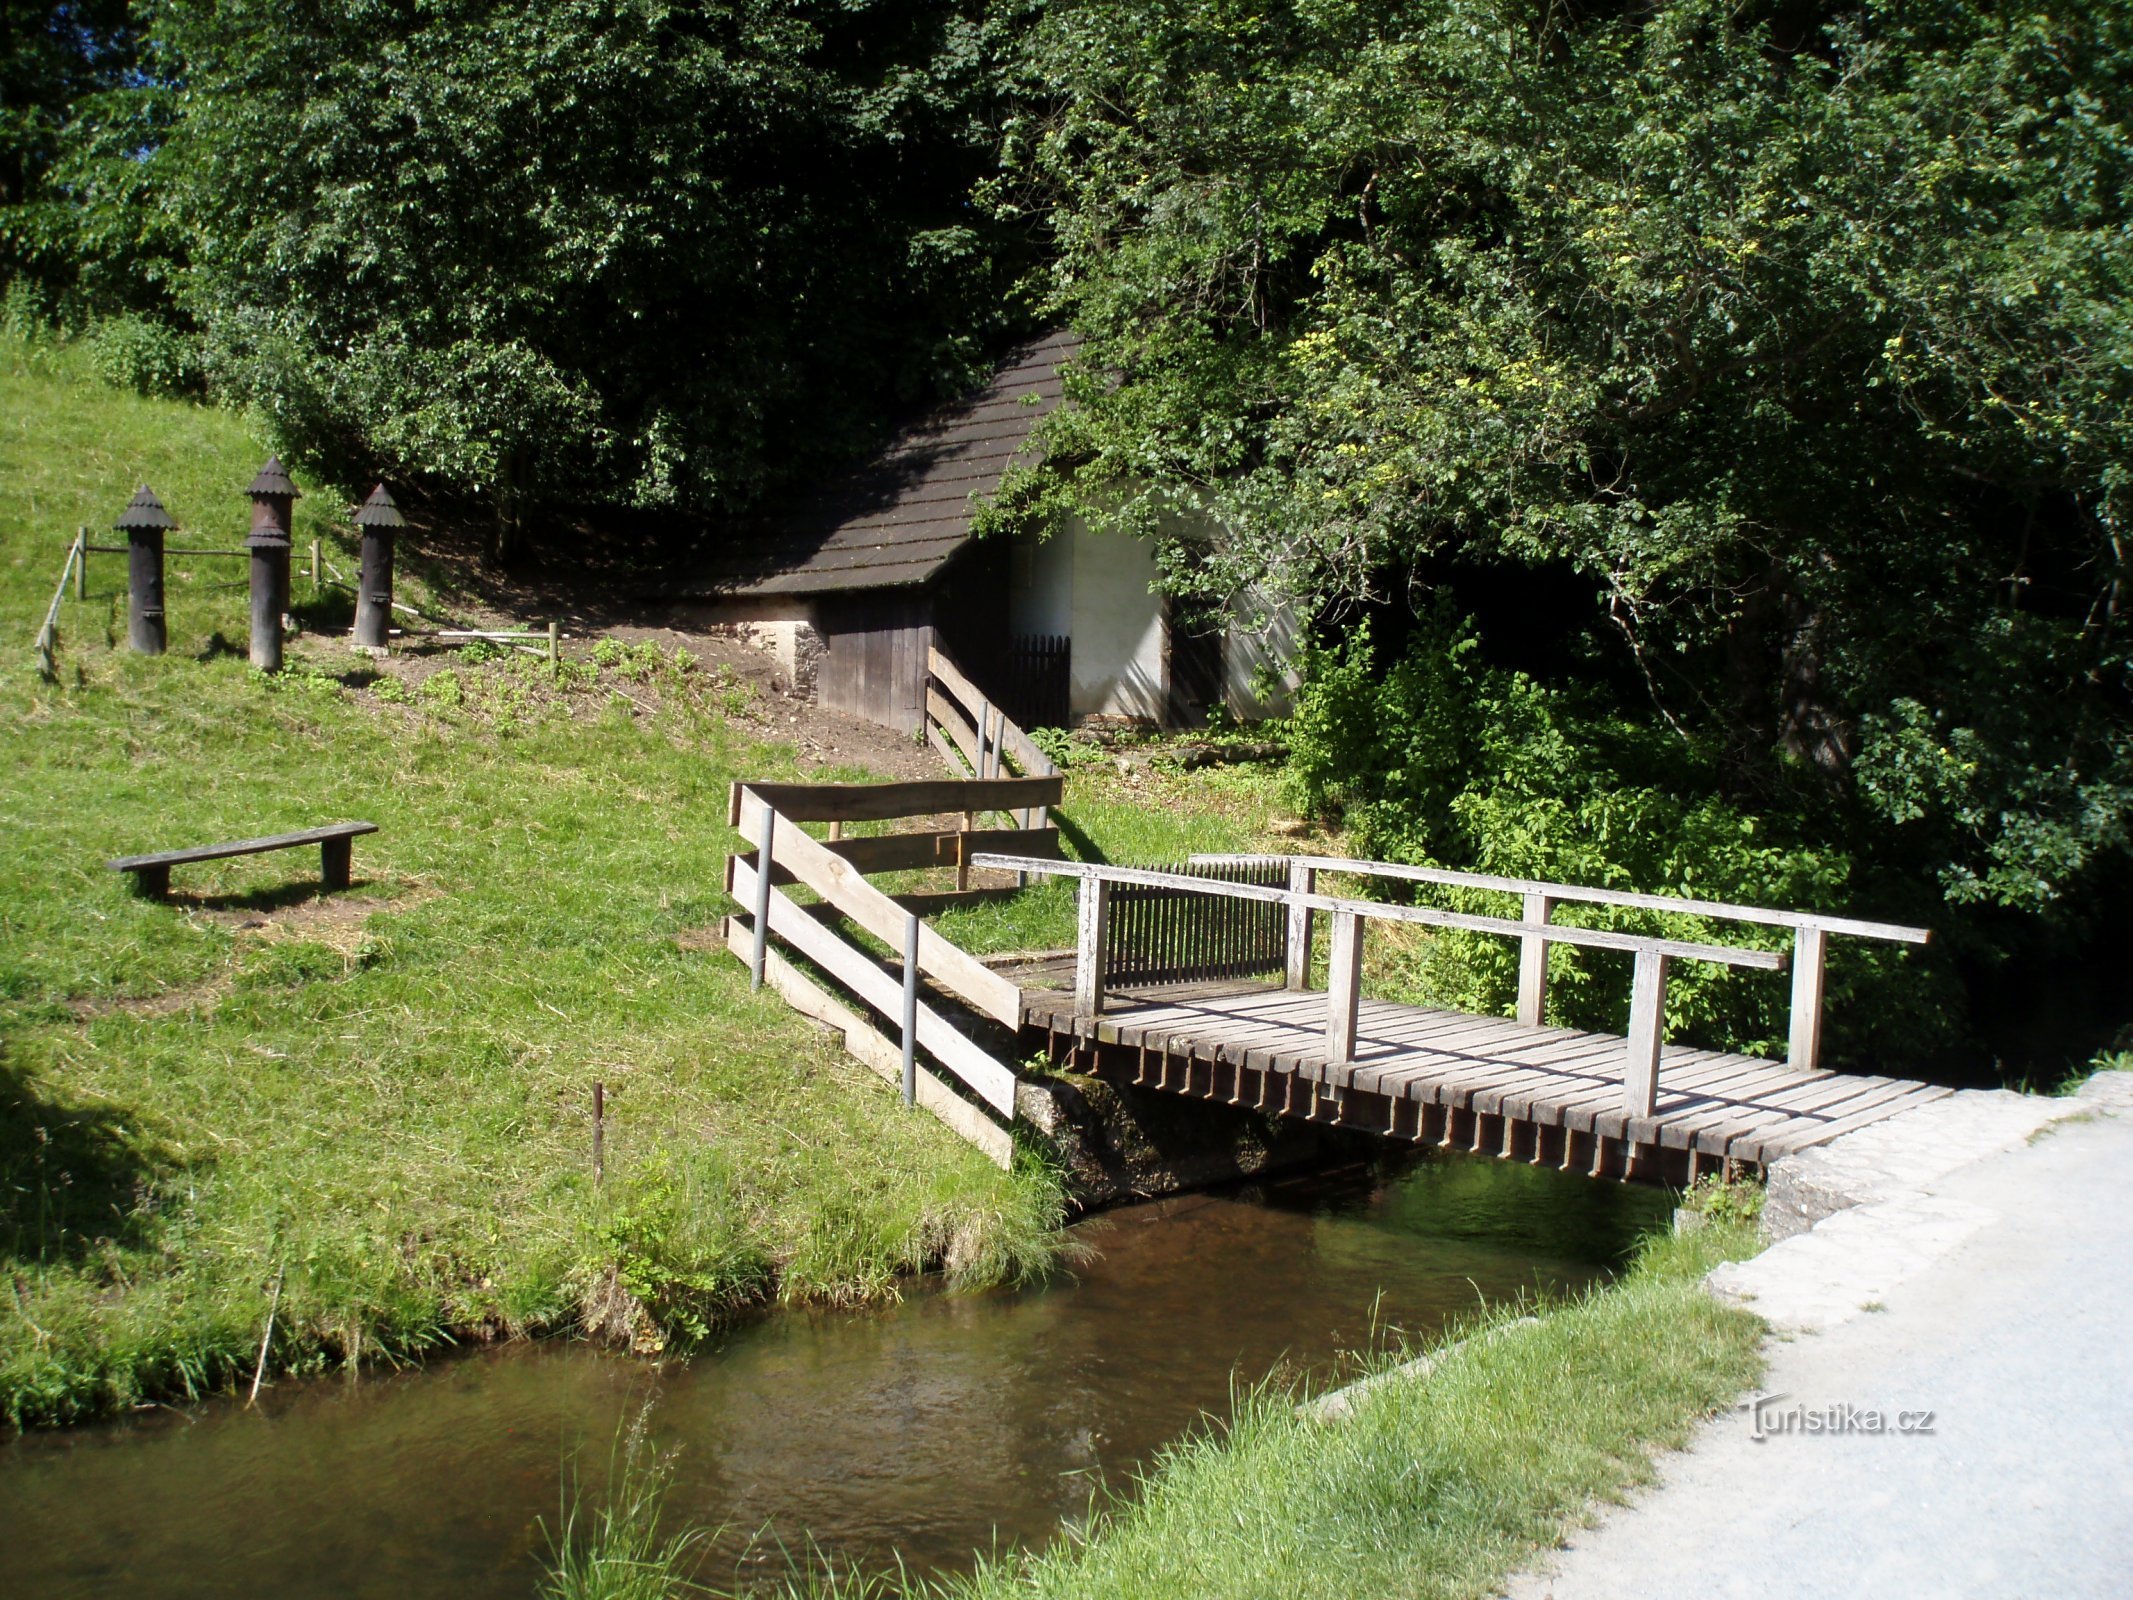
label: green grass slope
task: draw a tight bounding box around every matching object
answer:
[1,336,1070,1427]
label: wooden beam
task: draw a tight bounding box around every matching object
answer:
[1788,923,1828,1071]
[1279,853,1931,946]
[1325,910,1364,1063]
[736,776,1062,825]
[1075,876,1111,1016]
[735,790,1023,1026]
[1285,859,1316,990]
[971,855,1787,972]
[926,686,981,774]
[821,826,1059,875]
[1622,948,1669,1117]
[1516,891,1555,1026]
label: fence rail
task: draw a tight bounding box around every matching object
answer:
[724,776,1068,1168]
[1187,852,1932,1072]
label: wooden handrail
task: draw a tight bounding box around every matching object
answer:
[730,775,1062,826]
[1188,851,1928,1071]
[973,853,1788,1122]
[970,856,1786,970]
[1202,853,1932,944]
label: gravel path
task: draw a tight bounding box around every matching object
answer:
[1507,1073,2133,1600]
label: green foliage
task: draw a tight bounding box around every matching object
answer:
[84,313,203,398]
[1003,0,2133,931]
[14,0,1032,522]
[541,1412,708,1600]
[593,1151,773,1348]
[1287,617,1956,1062]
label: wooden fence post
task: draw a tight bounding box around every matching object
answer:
[1285,859,1317,990]
[1622,948,1670,1117]
[1075,875,1111,1016]
[548,618,560,667]
[901,914,920,1108]
[1788,923,1827,1071]
[1325,909,1363,1062]
[73,528,87,600]
[749,802,775,991]
[1516,891,1556,1026]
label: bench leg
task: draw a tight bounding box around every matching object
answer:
[131,864,171,900]
[320,835,353,892]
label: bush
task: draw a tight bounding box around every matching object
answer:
[1285,614,1959,1065]
[85,315,205,399]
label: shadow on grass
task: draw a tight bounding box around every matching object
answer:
[1052,809,1109,866]
[0,1050,171,1266]
[177,877,372,915]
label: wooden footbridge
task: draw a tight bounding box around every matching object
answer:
[721,649,1944,1186]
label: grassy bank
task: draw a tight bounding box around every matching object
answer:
[935,1215,1763,1600]
[0,336,1099,1426]
[544,1204,1766,1599]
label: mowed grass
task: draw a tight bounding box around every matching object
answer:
[933,1221,1765,1600]
[0,335,1072,1427]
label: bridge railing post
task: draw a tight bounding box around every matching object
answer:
[1622,947,1670,1117]
[901,912,921,1108]
[1285,860,1317,990]
[1075,874,1111,1016]
[1516,890,1556,1026]
[749,801,775,991]
[1325,909,1363,1063]
[1787,923,1827,1071]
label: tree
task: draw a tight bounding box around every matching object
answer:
[54,0,1032,548]
[996,0,2131,925]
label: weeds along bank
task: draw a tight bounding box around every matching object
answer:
[538,1205,1768,1600]
[0,337,1078,1428]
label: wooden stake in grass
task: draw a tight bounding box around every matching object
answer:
[247,1264,284,1409]
[593,1081,606,1186]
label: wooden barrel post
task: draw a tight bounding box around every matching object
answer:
[116,486,175,656]
[244,457,300,672]
[352,484,403,651]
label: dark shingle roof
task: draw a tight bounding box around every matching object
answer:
[684,329,1079,597]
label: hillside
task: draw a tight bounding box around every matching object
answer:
[1,337,1095,1426]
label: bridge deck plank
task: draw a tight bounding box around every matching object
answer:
[1019,980,1934,1167]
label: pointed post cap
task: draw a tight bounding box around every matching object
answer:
[245,456,302,500]
[353,483,405,529]
[114,485,177,532]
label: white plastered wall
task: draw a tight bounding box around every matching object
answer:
[1010,517,1168,720]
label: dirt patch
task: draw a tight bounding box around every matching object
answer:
[65,888,434,1020]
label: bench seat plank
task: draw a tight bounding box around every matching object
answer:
[108,821,378,873]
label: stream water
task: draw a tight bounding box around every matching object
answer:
[0,1153,1668,1596]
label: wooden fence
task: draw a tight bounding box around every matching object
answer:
[725,774,1066,1168]
[1104,857,1290,989]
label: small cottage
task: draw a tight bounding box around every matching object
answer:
[675,331,1296,734]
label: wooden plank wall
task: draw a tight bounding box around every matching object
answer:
[817,592,934,733]
[1105,858,1290,988]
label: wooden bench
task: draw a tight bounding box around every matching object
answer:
[108,821,380,900]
